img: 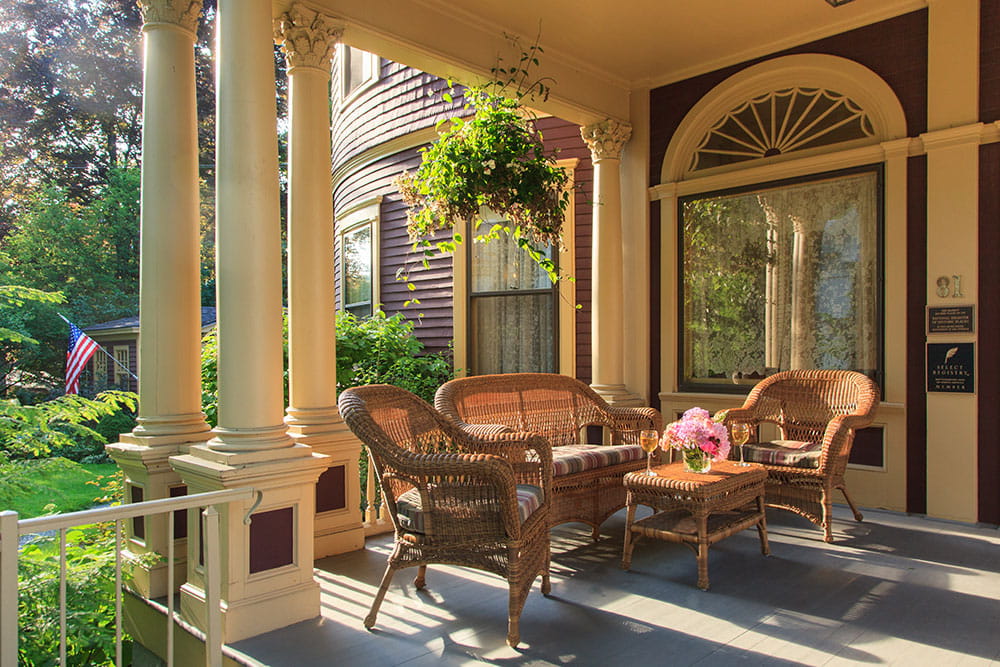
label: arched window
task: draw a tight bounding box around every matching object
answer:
[690,87,874,172]
[660,55,906,393]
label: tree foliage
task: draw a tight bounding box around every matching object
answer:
[0,0,143,217]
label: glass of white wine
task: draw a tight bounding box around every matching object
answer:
[731,423,751,466]
[640,429,659,476]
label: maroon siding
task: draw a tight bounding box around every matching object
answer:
[534,117,595,383]
[334,148,455,354]
[332,59,466,172]
[649,10,928,185]
[983,0,1000,123]
[906,154,927,515]
[978,142,1000,524]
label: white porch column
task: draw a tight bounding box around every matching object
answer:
[275,5,364,558]
[106,0,210,599]
[171,0,326,642]
[581,120,643,406]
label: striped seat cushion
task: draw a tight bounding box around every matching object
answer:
[551,444,645,477]
[742,440,822,469]
[395,484,544,534]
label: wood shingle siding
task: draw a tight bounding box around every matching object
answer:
[332,60,466,171]
[332,64,596,376]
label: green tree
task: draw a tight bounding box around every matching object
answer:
[1,168,140,385]
[0,0,143,216]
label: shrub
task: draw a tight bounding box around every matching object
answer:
[16,472,135,666]
[335,309,453,403]
[0,391,137,461]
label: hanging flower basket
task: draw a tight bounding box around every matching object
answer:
[393,42,571,283]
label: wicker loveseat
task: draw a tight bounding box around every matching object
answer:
[435,373,664,539]
[337,384,553,647]
[724,369,880,543]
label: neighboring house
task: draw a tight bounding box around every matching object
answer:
[83,307,217,394]
[330,50,593,380]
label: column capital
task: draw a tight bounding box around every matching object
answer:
[137,0,202,35]
[274,4,343,71]
[581,119,632,161]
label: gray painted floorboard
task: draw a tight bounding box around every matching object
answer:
[230,506,1000,666]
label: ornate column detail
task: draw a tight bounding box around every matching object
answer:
[581,119,632,161]
[275,4,364,558]
[580,119,642,407]
[274,4,343,71]
[137,0,202,34]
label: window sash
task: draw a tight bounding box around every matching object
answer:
[468,221,558,375]
[677,165,883,393]
[341,222,373,316]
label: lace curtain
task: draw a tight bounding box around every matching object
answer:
[471,224,555,374]
[681,170,879,388]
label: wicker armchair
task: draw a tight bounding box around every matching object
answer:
[337,384,552,647]
[724,369,880,543]
[435,373,664,539]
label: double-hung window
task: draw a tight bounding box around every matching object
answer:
[469,211,558,375]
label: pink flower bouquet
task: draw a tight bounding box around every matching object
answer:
[661,407,731,472]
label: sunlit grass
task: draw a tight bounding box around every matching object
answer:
[0,457,117,518]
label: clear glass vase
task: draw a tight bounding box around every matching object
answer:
[683,449,712,474]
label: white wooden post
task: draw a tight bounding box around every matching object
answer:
[0,511,18,667]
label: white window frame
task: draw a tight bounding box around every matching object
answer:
[113,345,131,390]
[336,197,382,316]
[336,44,379,107]
[452,158,578,377]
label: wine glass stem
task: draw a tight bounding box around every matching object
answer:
[740,444,745,464]
[647,453,652,474]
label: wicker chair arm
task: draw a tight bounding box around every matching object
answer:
[817,413,870,474]
[721,407,755,426]
[382,450,530,539]
[456,422,515,437]
[454,431,553,499]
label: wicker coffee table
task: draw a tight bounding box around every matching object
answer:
[621,460,769,590]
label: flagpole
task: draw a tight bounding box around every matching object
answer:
[58,312,139,381]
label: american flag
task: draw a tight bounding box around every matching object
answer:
[65,320,99,395]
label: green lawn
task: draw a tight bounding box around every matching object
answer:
[0,458,118,519]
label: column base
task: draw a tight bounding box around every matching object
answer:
[207,424,295,452]
[124,412,212,447]
[284,405,346,446]
[590,383,645,407]
[107,441,201,598]
[170,447,328,643]
[179,577,320,644]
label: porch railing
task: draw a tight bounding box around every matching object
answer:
[0,487,257,667]
[361,448,391,536]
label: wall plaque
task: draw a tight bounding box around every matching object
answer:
[926,343,975,393]
[927,305,975,334]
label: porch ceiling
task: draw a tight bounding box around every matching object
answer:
[296,0,925,124]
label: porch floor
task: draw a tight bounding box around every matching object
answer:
[230,506,1000,665]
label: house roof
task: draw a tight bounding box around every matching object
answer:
[85,307,217,333]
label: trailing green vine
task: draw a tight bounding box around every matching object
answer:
[394,38,572,294]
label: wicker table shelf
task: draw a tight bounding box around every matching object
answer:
[621,460,769,590]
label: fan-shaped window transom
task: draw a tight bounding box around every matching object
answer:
[690,87,874,172]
